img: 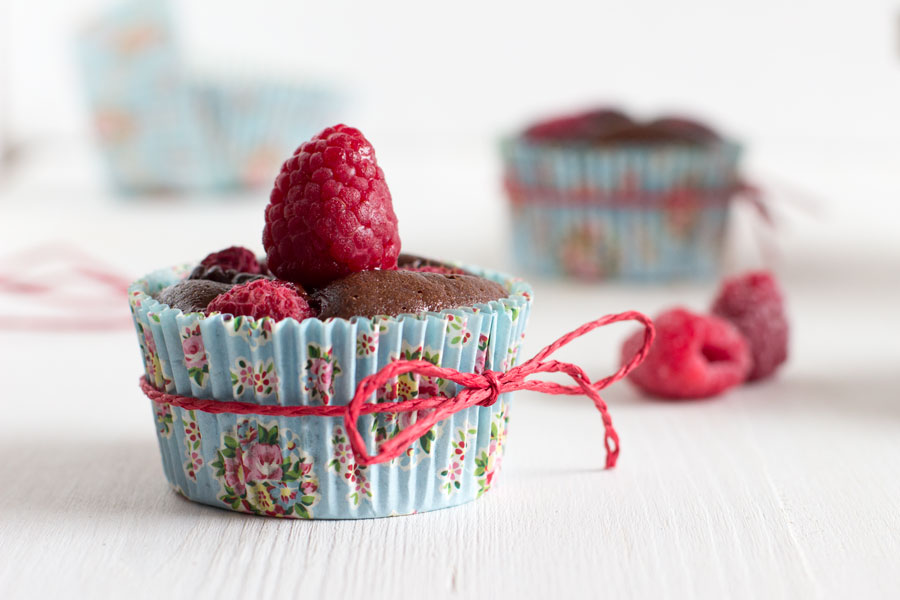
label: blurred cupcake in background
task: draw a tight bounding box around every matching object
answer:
[77,0,340,193]
[501,108,744,281]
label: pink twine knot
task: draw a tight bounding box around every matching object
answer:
[140,311,654,469]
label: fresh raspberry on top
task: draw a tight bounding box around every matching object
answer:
[712,270,788,381]
[200,246,263,274]
[263,124,401,288]
[206,279,315,322]
[621,308,751,399]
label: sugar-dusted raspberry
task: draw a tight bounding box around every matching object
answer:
[199,246,262,274]
[621,308,751,399]
[263,124,401,288]
[712,270,788,381]
[206,279,315,322]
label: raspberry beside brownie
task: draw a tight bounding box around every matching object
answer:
[153,123,508,321]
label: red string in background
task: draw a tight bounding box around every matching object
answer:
[141,310,655,469]
[0,242,134,331]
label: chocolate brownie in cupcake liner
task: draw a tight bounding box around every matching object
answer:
[129,264,532,519]
[501,137,743,281]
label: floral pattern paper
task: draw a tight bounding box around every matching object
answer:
[130,264,532,519]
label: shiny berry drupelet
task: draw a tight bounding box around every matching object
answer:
[199,246,262,274]
[621,308,751,399]
[263,124,401,288]
[712,270,788,381]
[205,279,315,322]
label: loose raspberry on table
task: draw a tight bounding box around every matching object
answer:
[711,270,788,381]
[621,308,751,399]
[206,279,315,322]
[263,124,401,288]
[199,246,263,274]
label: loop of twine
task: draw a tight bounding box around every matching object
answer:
[139,311,654,469]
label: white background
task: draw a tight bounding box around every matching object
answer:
[1,1,900,599]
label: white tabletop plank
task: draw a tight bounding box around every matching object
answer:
[2,141,899,599]
[1,269,898,599]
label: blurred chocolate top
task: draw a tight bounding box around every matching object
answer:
[188,264,272,285]
[311,270,508,319]
[156,279,233,313]
[523,108,720,146]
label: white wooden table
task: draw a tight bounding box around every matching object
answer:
[1,143,899,599]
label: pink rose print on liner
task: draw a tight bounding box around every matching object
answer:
[278,482,298,503]
[328,426,373,506]
[180,323,209,387]
[182,338,205,366]
[244,443,284,482]
[224,448,246,495]
[370,344,444,462]
[155,403,173,437]
[474,334,490,374]
[309,358,334,390]
[145,352,160,380]
[474,404,510,498]
[143,344,172,391]
[225,316,275,350]
[230,359,277,398]
[440,425,477,495]
[557,220,621,280]
[372,410,438,464]
[305,344,341,405]
[210,420,320,518]
[663,188,702,240]
[418,377,441,399]
[252,369,275,395]
[181,335,206,360]
[142,327,157,355]
[356,332,377,356]
[445,314,470,346]
[247,483,276,513]
[182,411,203,481]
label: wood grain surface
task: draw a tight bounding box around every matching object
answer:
[2,275,898,600]
[2,132,899,598]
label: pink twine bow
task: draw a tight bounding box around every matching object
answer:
[140,311,655,469]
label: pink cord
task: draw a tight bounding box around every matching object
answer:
[0,242,133,331]
[140,311,655,469]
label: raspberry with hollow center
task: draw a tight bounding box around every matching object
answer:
[263,124,401,288]
[200,246,262,274]
[621,308,751,399]
[712,270,788,381]
[206,279,315,322]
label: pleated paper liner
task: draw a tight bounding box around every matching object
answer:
[501,137,743,281]
[129,264,532,518]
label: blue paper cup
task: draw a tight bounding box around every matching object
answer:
[501,138,743,281]
[129,264,532,519]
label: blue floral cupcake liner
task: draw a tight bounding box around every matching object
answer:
[129,264,532,519]
[501,138,743,281]
[77,0,339,192]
